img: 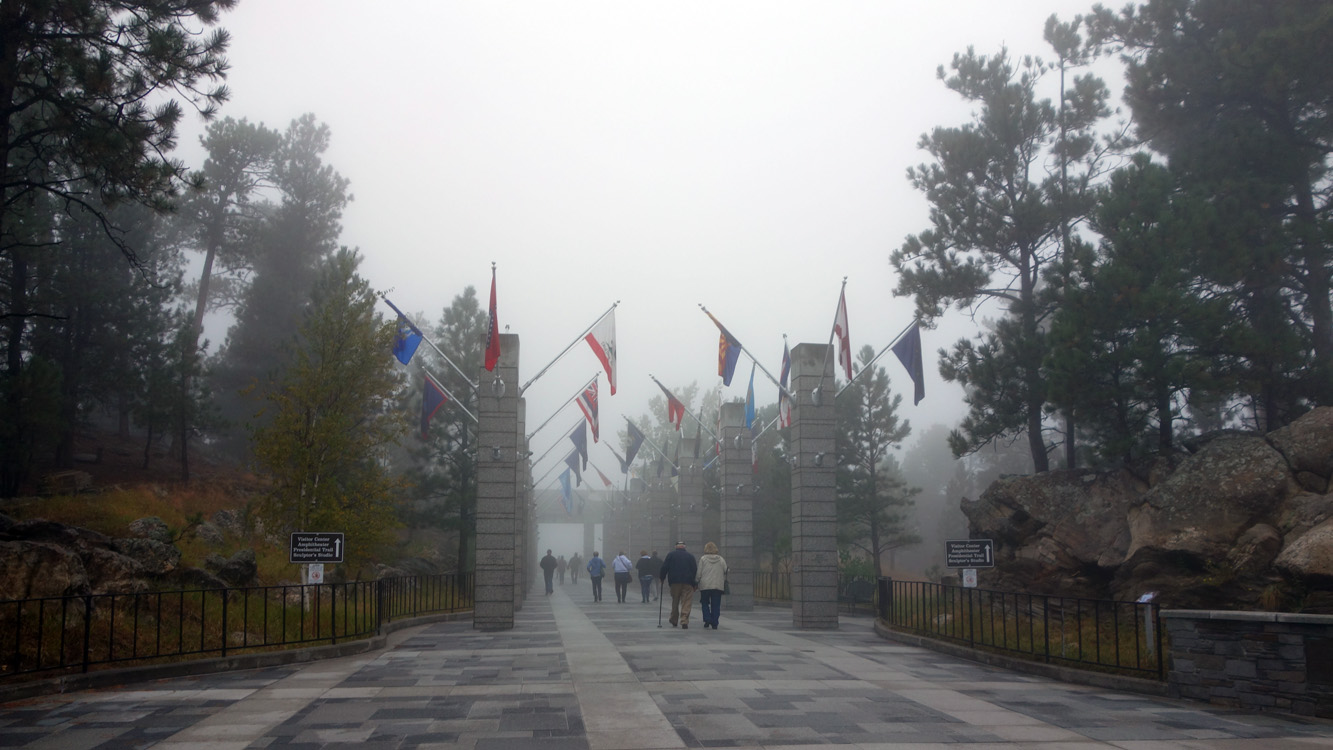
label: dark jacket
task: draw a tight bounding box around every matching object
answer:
[659,547,697,585]
[540,554,558,573]
[635,555,654,578]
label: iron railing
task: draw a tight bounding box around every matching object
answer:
[752,572,878,614]
[0,573,473,681]
[879,578,1163,679]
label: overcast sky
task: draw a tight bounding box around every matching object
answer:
[179,1,1113,484]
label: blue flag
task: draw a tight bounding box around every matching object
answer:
[705,310,743,386]
[892,322,926,405]
[624,421,646,470]
[393,314,423,365]
[745,363,756,430]
[569,422,588,471]
[559,469,573,515]
[564,449,583,486]
[420,374,448,439]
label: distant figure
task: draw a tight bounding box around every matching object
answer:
[635,550,654,603]
[612,550,633,603]
[540,549,558,595]
[696,541,729,630]
[556,555,567,584]
[569,553,582,584]
[586,551,606,602]
[659,541,698,628]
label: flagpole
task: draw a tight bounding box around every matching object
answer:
[698,305,792,399]
[834,317,920,399]
[526,374,598,441]
[530,418,585,474]
[518,301,618,396]
[381,294,479,391]
[816,277,848,396]
[424,368,478,424]
[647,374,719,441]
[750,414,781,444]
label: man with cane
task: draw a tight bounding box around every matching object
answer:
[658,541,697,629]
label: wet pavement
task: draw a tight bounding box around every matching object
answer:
[2,583,1331,749]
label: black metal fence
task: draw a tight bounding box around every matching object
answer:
[1,573,473,681]
[879,578,1163,679]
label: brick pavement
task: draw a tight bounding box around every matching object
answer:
[2,582,1332,749]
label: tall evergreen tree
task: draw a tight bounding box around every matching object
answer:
[250,249,404,574]
[1088,0,1333,428]
[836,346,919,576]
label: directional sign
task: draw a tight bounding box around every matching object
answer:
[290,532,344,564]
[945,538,994,568]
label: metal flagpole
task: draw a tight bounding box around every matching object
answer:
[647,374,719,442]
[527,374,598,441]
[381,294,479,391]
[834,317,920,399]
[519,301,618,396]
[698,305,793,399]
[816,277,848,399]
[424,368,478,424]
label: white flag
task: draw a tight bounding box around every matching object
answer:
[585,310,617,395]
[833,289,852,379]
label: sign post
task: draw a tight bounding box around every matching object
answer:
[945,539,994,569]
[290,532,345,564]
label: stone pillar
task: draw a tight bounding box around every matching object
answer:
[677,437,704,554]
[583,521,596,560]
[719,401,754,611]
[515,398,528,608]
[474,334,519,631]
[647,478,674,554]
[790,343,838,629]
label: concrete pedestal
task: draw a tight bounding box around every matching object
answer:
[790,343,838,629]
[720,401,754,611]
[475,334,520,631]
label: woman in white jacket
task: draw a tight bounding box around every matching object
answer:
[695,541,729,630]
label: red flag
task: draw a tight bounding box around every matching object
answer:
[833,288,852,380]
[656,380,685,431]
[595,466,613,488]
[484,266,501,371]
[576,378,599,442]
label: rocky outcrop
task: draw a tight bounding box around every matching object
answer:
[963,407,1333,610]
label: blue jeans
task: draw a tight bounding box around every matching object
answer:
[639,575,653,602]
[699,589,722,626]
[590,575,603,601]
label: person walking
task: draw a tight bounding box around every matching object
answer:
[696,541,729,629]
[648,550,663,601]
[635,550,655,603]
[659,541,698,628]
[540,549,558,595]
[612,550,634,603]
[569,553,581,584]
[556,555,567,584]
[586,551,606,602]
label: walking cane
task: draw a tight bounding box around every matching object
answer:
[657,579,664,628]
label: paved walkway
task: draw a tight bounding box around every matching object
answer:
[2,584,1332,749]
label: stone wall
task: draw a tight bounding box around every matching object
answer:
[1163,609,1333,718]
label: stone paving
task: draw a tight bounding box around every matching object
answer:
[2,583,1333,749]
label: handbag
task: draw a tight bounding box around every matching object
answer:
[723,572,730,595]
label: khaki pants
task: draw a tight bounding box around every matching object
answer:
[669,583,695,626]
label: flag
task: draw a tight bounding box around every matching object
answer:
[559,469,573,514]
[595,466,613,488]
[393,314,423,365]
[744,364,756,430]
[778,341,792,428]
[484,266,501,371]
[833,288,852,380]
[584,310,617,395]
[624,421,646,469]
[693,419,702,459]
[609,445,629,475]
[656,443,665,478]
[421,374,448,439]
[705,310,743,386]
[576,378,599,442]
[892,321,926,405]
[569,422,588,471]
[564,449,583,486]
[657,380,685,431]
